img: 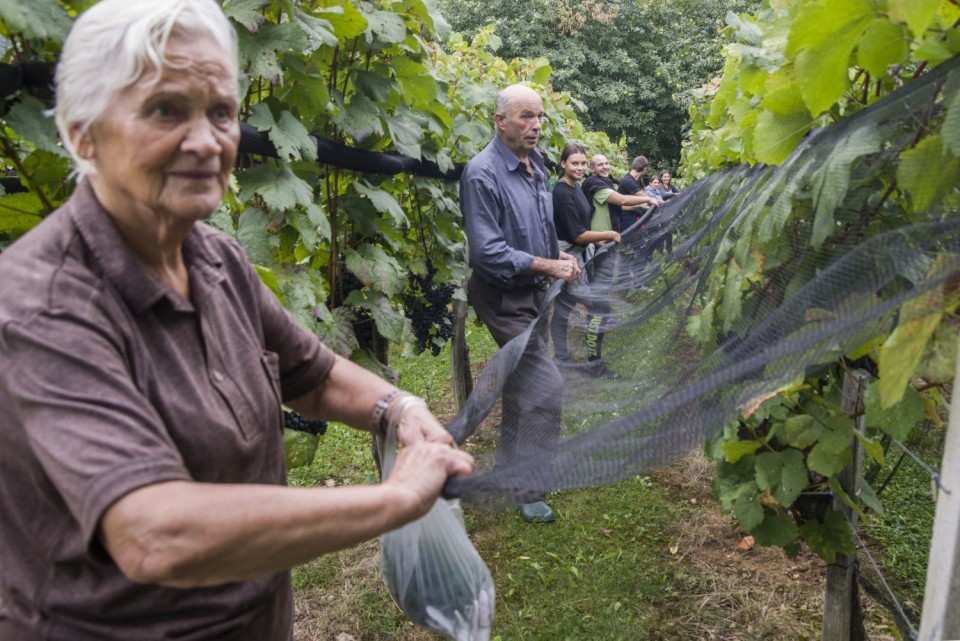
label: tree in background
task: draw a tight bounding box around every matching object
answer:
[436,0,761,170]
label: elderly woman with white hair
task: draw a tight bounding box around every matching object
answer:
[0,1,473,639]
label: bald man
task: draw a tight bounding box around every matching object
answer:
[583,154,654,233]
[459,84,579,523]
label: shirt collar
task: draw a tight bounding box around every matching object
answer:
[68,180,225,315]
[491,135,545,179]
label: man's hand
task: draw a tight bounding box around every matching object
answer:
[554,252,581,282]
[528,255,580,283]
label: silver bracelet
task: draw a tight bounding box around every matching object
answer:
[383,395,428,438]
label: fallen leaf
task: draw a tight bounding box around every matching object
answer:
[337,634,356,641]
[324,479,336,487]
[736,536,755,551]
[669,544,680,555]
[600,528,612,537]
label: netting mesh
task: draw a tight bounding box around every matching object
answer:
[443,55,960,508]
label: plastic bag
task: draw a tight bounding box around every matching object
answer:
[379,417,494,641]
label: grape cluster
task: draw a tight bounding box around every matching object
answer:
[326,263,375,351]
[403,260,455,356]
[284,410,328,436]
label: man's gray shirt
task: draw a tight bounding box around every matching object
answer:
[460,136,559,289]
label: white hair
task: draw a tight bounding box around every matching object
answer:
[54,0,238,178]
[495,84,538,119]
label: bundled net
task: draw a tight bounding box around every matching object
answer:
[442,54,960,507]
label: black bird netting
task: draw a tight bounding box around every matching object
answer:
[441,54,960,508]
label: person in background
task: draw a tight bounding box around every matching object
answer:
[0,2,473,639]
[644,176,667,204]
[460,84,580,524]
[582,154,655,234]
[659,169,681,200]
[550,143,621,378]
[617,156,658,231]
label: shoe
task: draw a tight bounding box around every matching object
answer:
[587,359,620,379]
[519,500,556,523]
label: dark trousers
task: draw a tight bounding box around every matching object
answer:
[467,274,563,502]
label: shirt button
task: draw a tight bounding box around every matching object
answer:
[211,369,225,383]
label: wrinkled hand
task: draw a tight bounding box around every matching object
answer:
[553,252,581,283]
[395,402,456,448]
[386,441,474,515]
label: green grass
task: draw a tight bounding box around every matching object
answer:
[862,425,944,615]
[287,324,934,640]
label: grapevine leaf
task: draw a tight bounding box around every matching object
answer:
[320,1,366,39]
[254,265,285,304]
[273,111,317,162]
[828,476,865,519]
[816,415,854,454]
[283,428,319,469]
[721,439,763,463]
[732,494,765,530]
[275,264,327,332]
[237,163,314,211]
[864,381,925,440]
[782,414,821,449]
[345,289,405,342]
[4,97,68,158]
[856,18,909,77]
[916,320,958,384]
[353,69,395,103]
[385,106,424,159]
[236,23,309,81]
[808,443,851,476]
[304,203,331,243]
[753,109,811,165]
[0,0,72,43]
[392,57,440,109]
[858,478,885,516]
[897,134,960,215]
[809,123,882,248]
[336,94,384,141]
[344,244,406,298]
[721,261,743,331]
[222,0,270,33]
[248,104,318,162]
[364,9,407,44]
[878,293,943,406]
[943,73,960,157]
[798,509,855,564]
[854,430,885,467]
[317,306,360,357]
[237,207,275,266]
[353,181,407,226]
[755,448,807,507]
[351,347,398,381]
[787,0,873,115]
[751,511,799,547]
[712,457,757,511]
[291,6,337,49]
[913,31,959,67]
[0,208,42,237]
[887,0,941,37]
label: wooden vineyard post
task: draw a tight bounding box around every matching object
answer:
[823,369,869,641]
[918,337,960,640]
[450,256,473,412]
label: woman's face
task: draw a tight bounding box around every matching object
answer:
[562,152,588,181]
[661,172,672,185]
[76,30,239,225]
[649,177,661,188]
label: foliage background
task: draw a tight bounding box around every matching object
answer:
[0,0,625,372]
